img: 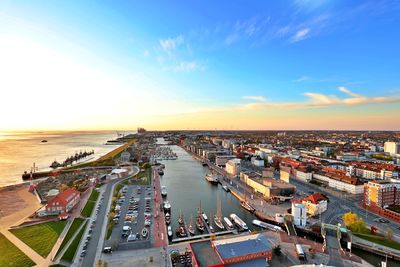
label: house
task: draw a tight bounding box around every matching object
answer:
[302,193,328,216]
[45,188,80,215]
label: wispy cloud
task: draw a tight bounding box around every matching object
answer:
[163,60,206,72]
[291,28,310,42]
[143,50,150,57]
[239,87,400,110]
[159,35,184,52]
[242,96,267,101]
[293,76,311,82]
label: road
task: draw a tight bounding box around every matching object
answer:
[290,177,400,242]
[76,166,139,267]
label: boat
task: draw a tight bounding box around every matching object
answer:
[178,211,184,226]
[165,213,171,225]
[188,215,195,235]
[214,197,225,230]
[209,225,214,233]
[252,219,283,232]
[161,186,167,197]
[167,225,173,239]
[106,139,125,145]
[204,172,219,185]
[196,208,205,232]
[41,140,48,143]
[230,213,248,231]
[201,212,209,225]
[240,201,256,213]
[50,160,61,169]
[175,226,188,237]
[163,201,171,212]
[222,185,230,192]
[158,169,164,175]
[141,228,149,238]
[223,217,234,230]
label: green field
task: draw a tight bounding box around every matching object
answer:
[61,221,87,262]
[10,221,67,257]
[56,218,85,257]
[81,190,100,217]
[0,233,35,267]
[355,233,400,250]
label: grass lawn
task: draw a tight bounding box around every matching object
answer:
[81,189,100,217]
[61,221,87,262]
[355,233,400,250]
[56,218,85,257]
[10,221,67,257]
[0,233,35,267]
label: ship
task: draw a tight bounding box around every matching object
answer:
[222,185,230,192]
[50,160,61,169]
[230,213,248,231]
[214,196,225,230]
[188,215,195,235]
[167,225,173,239]
[252,219,282,232]
[161,186,167,197]
[41,140,48,143]
[223,217,234,230]
[163,201,171,212]
[204,172,219,185]
[165,212,171,225]
[240,201,256,213]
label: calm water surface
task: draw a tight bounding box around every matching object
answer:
[0,131,122,186]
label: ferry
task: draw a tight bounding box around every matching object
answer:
[229,213,248,231]
[240,201,255,213]
[205,173,219,185]
[163,201,171,212]
[223,217,234,230]
[222,185,230,192]
[252,219,282,232]
[161,186,167,197]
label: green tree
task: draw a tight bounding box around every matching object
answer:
[386,227,394,240]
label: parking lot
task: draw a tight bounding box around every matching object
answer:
[106,184,153,250]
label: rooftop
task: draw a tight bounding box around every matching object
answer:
[190,240,223,267]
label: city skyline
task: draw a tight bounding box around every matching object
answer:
[1,0,400,131]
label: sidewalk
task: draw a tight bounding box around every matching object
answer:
[153,167,167,248]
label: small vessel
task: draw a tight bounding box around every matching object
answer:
[167,225,173,239]
[223,217,234,230]
[222,185,230,192]
[50,160,61,169]
[175,226,188,237]
[214,197,225,230]
[161,186,167,197]
[165,213,171,225]
[230,213,248,231]
[141,228,149,238]
[205,172,219,185]
[178,211,184,226]
[240,201,256,213]
[209,225,214,233]
[163,201,171,212]
[41,140,48,143]
[201,160,208,167]
[201,212,209,225]
[196,215,205,232]
[252,219,283,232]
[158,169,164,175]
[188,215,195,235]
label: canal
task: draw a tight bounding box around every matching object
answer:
[158,143,258,238]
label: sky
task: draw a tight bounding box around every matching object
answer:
[0,0,400,131]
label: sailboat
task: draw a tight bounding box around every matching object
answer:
[214,196,225,230]
[196,204,205,232]
[188,215,195,235]
[178,210,184,226]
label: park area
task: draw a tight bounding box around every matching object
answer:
[10,221,67,257]
[61,221,87,262]
[81,189,100,217]
[56,218,85,257]
[0,233,34,267]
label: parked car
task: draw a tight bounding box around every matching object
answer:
[103,247,112,253]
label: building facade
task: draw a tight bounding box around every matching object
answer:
[45,188,80,215]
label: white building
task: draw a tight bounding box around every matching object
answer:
[226,158,241,176]
[251,157,264,167]
[294,170,312,183]
[384,142,400,155]
[292,202,307,227]
[302,193,328,216]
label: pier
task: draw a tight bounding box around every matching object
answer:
[171,229,236,243]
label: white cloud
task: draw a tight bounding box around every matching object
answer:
[143,50,150,57]
[242,96,267,102]
[164,61,206,72]
[293,76,311,82]
[291,28,310,42]
[239,87,400,110]
[159,35,184,52]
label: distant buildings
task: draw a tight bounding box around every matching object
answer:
[384,141,400,155]
[302,193,328,216]
[45,188,80,215]
[225,158,241,176]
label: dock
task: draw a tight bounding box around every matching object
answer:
[171,230,236,243]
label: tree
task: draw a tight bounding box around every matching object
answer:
[342,212,367,233]
[386,227,394,240]
[342,212,359,227]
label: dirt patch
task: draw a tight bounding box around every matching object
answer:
[0,187,28,217]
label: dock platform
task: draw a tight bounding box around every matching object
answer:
[171,230,236,243]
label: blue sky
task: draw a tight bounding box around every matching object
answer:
[0,0,400,130]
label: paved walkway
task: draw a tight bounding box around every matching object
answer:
[153,167,168,248]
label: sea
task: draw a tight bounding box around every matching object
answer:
[0,131,127,187]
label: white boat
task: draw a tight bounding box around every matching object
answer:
[201,212,209,224]
[161,186,167,197]
[163,201,171,211]
[167,226,173,239]
[205,173,219,185]
[223,217,234,230]
[252,219,282,232]
[214,196,225,230]
[222,185,230,192]
[230,213,248,231]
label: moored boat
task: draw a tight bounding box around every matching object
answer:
[163,201,171,212]
[175,226,188,237]
[165,212,171,225]
[161,186,167,197]
[214,196,225,230]
[188,215,195,235]
[167,225,173,239]
[201,212,209,225]
[205,172,219,185]
[252,219,282,232]
[222,185,230,192]
[240,201,256,213]
[223,217,234,230]
[230,213,248,231]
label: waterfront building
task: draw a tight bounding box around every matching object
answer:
[384,141,400,155]
[225,158,241,176]
[302,193,328,216]
[45,188,80,215]
[215,155,237,167]
[292,202,307,227]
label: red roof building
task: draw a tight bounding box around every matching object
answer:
[45,188,80,215]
